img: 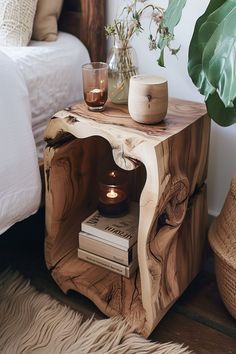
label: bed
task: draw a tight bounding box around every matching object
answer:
[0,0,106,235]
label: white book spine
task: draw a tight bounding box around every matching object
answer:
[79,231,128,251]
[79,232,137,266]
[81,223,130,248]
[77,249,137,278]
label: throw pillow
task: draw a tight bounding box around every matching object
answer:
[32,0,64,41]
[0,0,38,46]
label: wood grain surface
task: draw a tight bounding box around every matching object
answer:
[44,98,211,336]
[59,0,106,62]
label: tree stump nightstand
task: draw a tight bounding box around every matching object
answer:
[44,98,210,337]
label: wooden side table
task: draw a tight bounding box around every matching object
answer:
[44,98,210,337]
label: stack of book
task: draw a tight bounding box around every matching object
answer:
[78,203,139,278]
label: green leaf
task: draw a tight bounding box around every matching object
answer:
[206,91,236,126]
[201,0,236,107]
[188,0,225,99]
[188,0,236,126]
[170,45,181,56]
[157,49,165,67]
[163,0,187,34]
[158,0,187,51]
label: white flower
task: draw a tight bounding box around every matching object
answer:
[149,39,157,50]
[152,10,163,25]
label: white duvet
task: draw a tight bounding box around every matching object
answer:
[0,33,90,235]
[0,51,41,234]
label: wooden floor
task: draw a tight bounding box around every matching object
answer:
[0,209,235,353]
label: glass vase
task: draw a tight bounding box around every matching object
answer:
[107,40,138,104]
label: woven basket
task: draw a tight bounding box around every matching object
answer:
[208,174,236,319]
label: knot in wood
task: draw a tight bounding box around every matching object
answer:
[147,94,152,102]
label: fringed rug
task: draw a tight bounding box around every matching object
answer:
[0,269,192,354]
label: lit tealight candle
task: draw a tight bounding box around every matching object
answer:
[82,62,108,112]
[106,189,118,199]
[86,88,103,103]
[98,169,129,217]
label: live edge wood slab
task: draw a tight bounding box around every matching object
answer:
[44,98,211,337]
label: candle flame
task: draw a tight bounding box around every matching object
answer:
[106,189,118,199]
[90,88,102,93]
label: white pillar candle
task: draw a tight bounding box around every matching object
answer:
[128,75,168,124]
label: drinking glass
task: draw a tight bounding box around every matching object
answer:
[82,62,108,112]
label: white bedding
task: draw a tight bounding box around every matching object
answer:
[1,32,90,157]
[0,32,90,234]
[0,51,41,234]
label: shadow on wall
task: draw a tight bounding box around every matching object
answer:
[207,122,236,217]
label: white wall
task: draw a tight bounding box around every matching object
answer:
[106,0,236,216]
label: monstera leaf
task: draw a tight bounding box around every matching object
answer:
[188,0,236,126]
[157,0,187,67]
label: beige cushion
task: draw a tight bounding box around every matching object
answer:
[0,0,38,46]
[32,0,63,41]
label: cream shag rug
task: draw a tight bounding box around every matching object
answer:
[0,269,192,354]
